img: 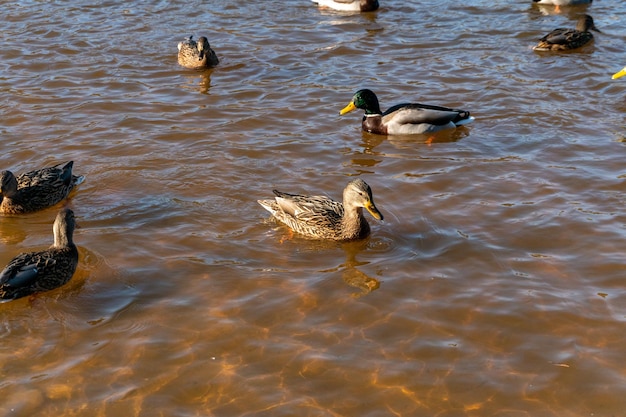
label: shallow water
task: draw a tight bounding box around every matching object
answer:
[1,1,625,416]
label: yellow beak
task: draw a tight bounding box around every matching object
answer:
[339,101,357,115]
[365,202,383,221]
[612,67,626,80]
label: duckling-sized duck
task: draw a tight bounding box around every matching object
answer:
[612,66,626,80]
[532,0,592,13]
[177,35,219,69]
[340,89,474,135]
[1,161,85,215]
[258,178,383,241]
[0,208,79,301]
[533,14,600,51]
[311,0,379,12]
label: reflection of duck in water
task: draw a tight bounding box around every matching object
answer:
[533,14,599,51]
[340,89,473,135]
[343,266,380,297]
[180,70,213,94]
[258,179,383,241]
[532,0,592,13]
[177,36,219,69]
[0,208,79,301]
[311,0,379,12]
[341,239,380,297]
[612,67,626,80]
[1,161,84,214]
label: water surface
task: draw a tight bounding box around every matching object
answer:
[1,1,625,416]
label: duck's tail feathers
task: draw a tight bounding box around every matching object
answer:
[455,116,475,126]
[73,175,86,186]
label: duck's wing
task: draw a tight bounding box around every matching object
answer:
[17,161,73,189]
[259,190,348,238]
[0,247,77,300]
[274,192,342,219]
[383,103,469,126]
[0,253,41,290]
[539,28,572,45]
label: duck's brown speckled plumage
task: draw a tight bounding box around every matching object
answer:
[533,15,599,52]
[0,161,84,215]
[177,35,219,69]
[258,179,383,241]
[340,89,473,135]
[0,208,79,301]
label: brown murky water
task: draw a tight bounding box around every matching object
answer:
[1,1,625,416]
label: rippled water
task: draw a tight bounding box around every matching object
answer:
[1,1,625,416]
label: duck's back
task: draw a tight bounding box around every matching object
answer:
[0,246,78,300]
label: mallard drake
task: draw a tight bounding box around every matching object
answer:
[258,178,383,241]
[533,14,600,51]
[612,67,626,80]
[532,0,592,13]
[0,208,79,301]
[177,35,219,69]
[0,161,85,215]
[340,89,474,135]
[311,0,379,12]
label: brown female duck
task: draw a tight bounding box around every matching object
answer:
[0,161,84,214]
[258,178,383,241]
[177,35,219,69]
[0,208,79,300]
[533,15,600,51]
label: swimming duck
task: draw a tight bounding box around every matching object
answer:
[258,178,383,241]
[0,208,79,301]
[340,89,474,135]
[532,0,592,13]
[177,35,219,69]
[0,161,85,215]
[612,67,626,80]
[533,14,600,51]
[311,0,379,12]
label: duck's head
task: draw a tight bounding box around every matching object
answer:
[0,171,18,198]
[197,36,210,60]
[344,178,383,220]
[53,208,77,247]
[578,14,600,33]
[340,89,382,116]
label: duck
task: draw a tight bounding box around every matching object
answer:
[533,14,600,51]
[339,89,474,135]
[311,0,379,12]
[612,66,626,80]
[0,208,79,301]
[532,0,592,13]
[177,35,219,69]
[258,178,383,241]
[0,161,85,215]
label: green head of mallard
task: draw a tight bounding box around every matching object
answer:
[340,89,383,116]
